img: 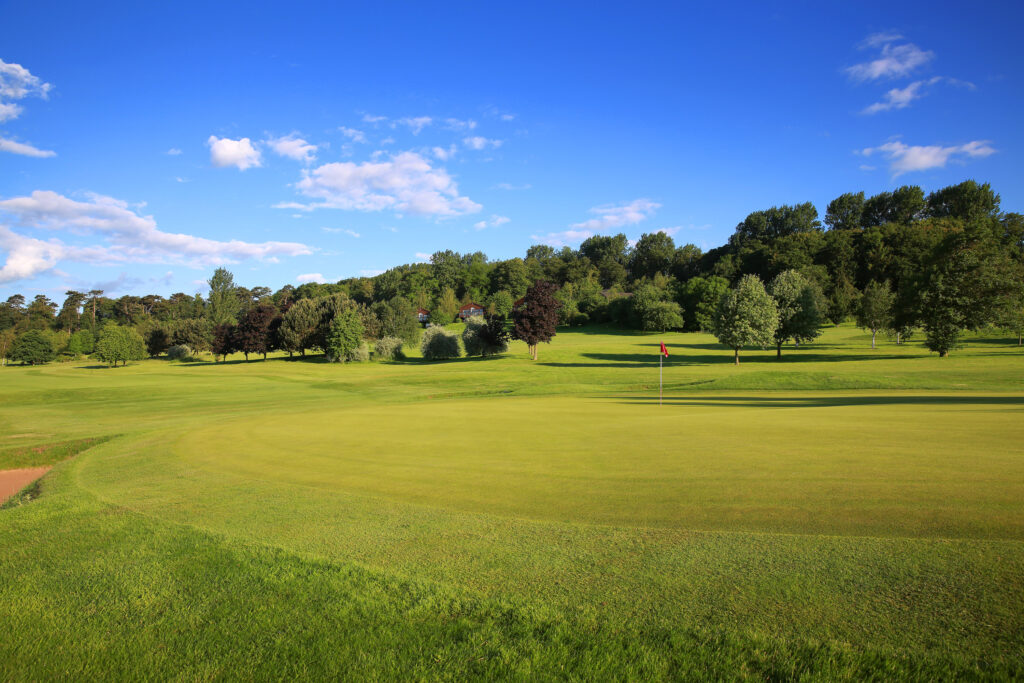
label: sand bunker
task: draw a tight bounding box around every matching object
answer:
[0,467,51,504]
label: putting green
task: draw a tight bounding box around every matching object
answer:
[167,393,1024,539]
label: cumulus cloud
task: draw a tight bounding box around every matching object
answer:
[397,116,432,134]
[473,215,510,230]
[339,127,366,144]
[0,190,312,283]
[0,60,55,157]
[860,140,996,176]
[266,134,317,163]
[528,229,597,248]
[0,59,51,110]
[0,137,56,158]
[443,118,477,131]
[432,145,456,161]
[207,136,262,170]
[570,198,660,231]
[284,151,482,217]
[463,136,502,150]
[362,114,387,124]
[167,147,182,156]
[414,252,431,262]
[656,226,681,237]
[847,35,934,81]
[296,273,328,284]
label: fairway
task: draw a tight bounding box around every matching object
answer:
[2,325,1024,679]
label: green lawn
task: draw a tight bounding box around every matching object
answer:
[2,324,1023,679]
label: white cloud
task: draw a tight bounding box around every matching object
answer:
[0,137,56,158]
[656,226,681,237]
[0,190,312,283]
[322,227,361,238]
[380,136,395,145]
[339,126,366,143]
[570,198,660,231]
[0,102,21,122]
[414,252,431,262]
[296,273,328,284]
[443,118,477,131]
[494,182,531,191]
[398,116,432,134]
[463,136,502,150]
[362,114,387,123]
[167,147,182,156]
[208,136,262,170]
[0,60,55,158]
[860,76,974,114]
[286,151,482,217]
[0,59,51,113]
[529,229,596,248]
[861,32,903,48]
[473,215,510,230]
[360,269,384,277]
[847,36,934,81]
[500,113,516,121]
[432,144,457,161]
[860,139,996,176]
[267,134,317,163]
[175,176,189,183]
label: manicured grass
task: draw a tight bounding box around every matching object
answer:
[1,324,1022,679]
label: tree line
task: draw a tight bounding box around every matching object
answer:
[2,179,1022,365]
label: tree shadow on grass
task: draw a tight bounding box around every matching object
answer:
[539,350,911,368]
[606,394,1024,409]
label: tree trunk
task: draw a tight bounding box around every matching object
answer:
[871,329,876,349]
[244,352,249,361]
[776,342,782,359]
[734,348,740,365]
[1018,332,1021,346]
[263,352,267,360]
[939,350,949,357]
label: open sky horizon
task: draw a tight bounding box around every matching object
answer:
[1,0,1022,299]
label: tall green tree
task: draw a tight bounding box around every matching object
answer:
[207,267,241,326]
[824,192,865,231]
[9,330,56,365]
[857,280,895,349]
[630,232,676,280]
[325,308,365,362]
[712,274,779,365]
[279,298,319,356]
[95,325,146,366]
[769,270,825,357]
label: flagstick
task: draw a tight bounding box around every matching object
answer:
[659,351,663,406]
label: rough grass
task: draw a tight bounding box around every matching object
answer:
[1,323,1022,679]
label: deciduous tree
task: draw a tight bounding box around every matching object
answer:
[513,280,560,360]
[712,275,779,365]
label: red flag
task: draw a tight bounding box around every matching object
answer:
[660,341,668,358]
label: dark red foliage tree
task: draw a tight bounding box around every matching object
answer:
[234,304,278,361]
[211,323,236,362]
[512,280,560,360]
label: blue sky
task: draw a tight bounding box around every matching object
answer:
[1,1,1022,298]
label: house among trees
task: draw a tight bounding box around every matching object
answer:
[417,307,430,323]
[457,302,485,319]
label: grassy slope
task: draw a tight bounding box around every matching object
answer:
[1,324,1022,679]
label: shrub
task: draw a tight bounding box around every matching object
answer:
[95,325,147,367]
[346,342,370,363]
[462,315,509,357]
[374,336,405,361]
[420,326,462,360]
[166,345,193,361]
[67,329,94,357]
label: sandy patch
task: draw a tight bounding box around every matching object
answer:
[0,467,51,504]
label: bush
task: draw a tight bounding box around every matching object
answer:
[420,326,462,360]
[95,325,147,366]
[374,336,405,361]
[462,316,509,357]
[67,329,94,357]
[346,342,370,363]
[166,345,193,361]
